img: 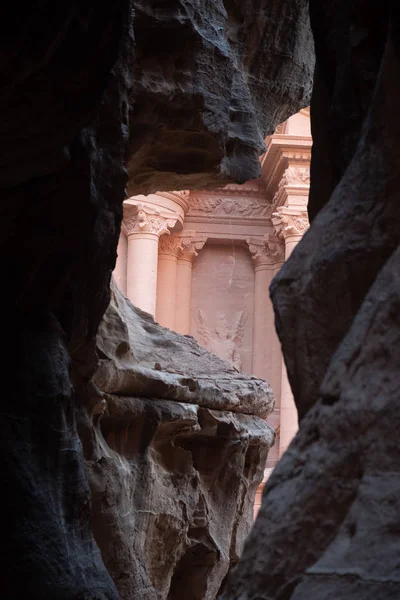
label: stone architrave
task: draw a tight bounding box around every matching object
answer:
[124,202,178,316]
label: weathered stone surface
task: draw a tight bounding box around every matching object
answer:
[0,0,312,596]
[0,3,132,597]
[79,281,274,600]
[221,3,400,600]
[95,282,273,418]
[127,0,314,194]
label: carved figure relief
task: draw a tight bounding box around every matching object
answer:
[195,309,248,370]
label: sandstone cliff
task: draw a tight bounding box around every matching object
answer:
[79,281,274,600]
[220,3,400,599]
[0,2,313,597]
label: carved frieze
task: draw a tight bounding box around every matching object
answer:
[188,195,272,218]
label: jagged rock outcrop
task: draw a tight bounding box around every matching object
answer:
[221,3,400,600]
[78,282,274,600]
[0,1,313,597]
[127,0,314,194]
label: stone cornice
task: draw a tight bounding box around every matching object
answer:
[123,202,178,237]
[210,180,268,197]
[247,235,285,267]
[272,206,309,239]
[156,190,191,213]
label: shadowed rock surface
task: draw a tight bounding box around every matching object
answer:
[220,2,400,599]
[79,282,274,600]
[127,0,314,194]
[0,1,313,595]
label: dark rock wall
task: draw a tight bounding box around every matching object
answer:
[0,1,313,598]
[127,0,314,194]
[1,3,132,598]
[221,2,400,599]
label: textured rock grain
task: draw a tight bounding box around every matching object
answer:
[127,0,314,193]
[95,282,274,418]
[79,281,274,600]
[0,0,313,596]
[221,3,400,600]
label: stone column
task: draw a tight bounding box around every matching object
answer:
[175,236,207,335]
[248,235,285,472]
[156,235,182,329]
[124,203,177,316]
[248,236,285,386]
[272,206,309,455]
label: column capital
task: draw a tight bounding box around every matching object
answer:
[178,234,207,262]
[247,235,285,268]
[158,234,185,258]
[159,232,207,261]
[272,206,309,240]
[123,202,178,237]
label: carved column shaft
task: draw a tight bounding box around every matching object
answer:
[156,236,182,330]
[124,202,178,317]
[248,236,285,470]
[175,236,207,335]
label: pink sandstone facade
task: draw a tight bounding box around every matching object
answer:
[114,108,312,516]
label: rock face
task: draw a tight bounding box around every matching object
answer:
[78,281,274,600]
[0,1,313,597]
[127,0,314,194]
[220,3,400,600]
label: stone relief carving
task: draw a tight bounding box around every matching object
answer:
[272,207,309,238]
[188,195,272,218]
[272,165,310,208]
[195,309,248,370]
[247,235,285,266]
[281,166,310,187]
[124,203,177,236]
[158,235,184,256]
[178,237,207,261]
[158,234,207,260]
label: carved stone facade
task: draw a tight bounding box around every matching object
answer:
[114,109,312,516]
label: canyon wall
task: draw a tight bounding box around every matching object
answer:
[0,1,313,598]
[221,2,400,599]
